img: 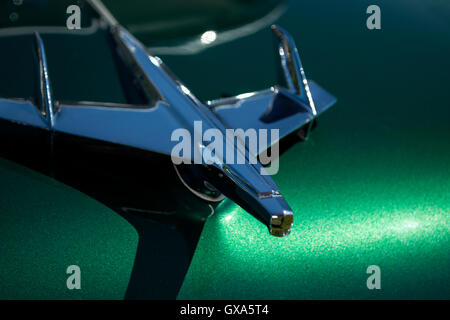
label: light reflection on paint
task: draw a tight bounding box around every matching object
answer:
[214,203,447,255]
[390,219,420,233]
[217,202,240,224]
[200,30,217,44]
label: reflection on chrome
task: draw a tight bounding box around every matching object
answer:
[0,0,336,237]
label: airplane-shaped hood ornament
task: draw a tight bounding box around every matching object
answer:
[0,0,336,237]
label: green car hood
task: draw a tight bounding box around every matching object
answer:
[172,0,450,299]
[0,0,448,299]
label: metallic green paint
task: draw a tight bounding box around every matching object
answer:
[0,158,138,299]
[176,0,450,299]
[0,0,448,299]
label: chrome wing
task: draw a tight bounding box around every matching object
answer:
[208,25,337,149]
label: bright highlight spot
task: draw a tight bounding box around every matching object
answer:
[236,92,257,100]
[149,56,161,66]
[201,31,217,45]
[180,84,191,95]
[390,219,420,233]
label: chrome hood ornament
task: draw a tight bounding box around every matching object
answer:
[0,0,336,237]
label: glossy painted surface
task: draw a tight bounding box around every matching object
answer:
[174,0,450,299]
[0,0,449,299]
[0,158,138,299]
